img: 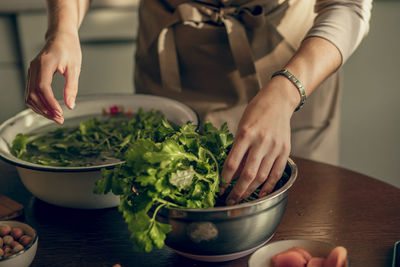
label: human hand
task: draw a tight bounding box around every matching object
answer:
[25,31,82,124]
[220,76,300,205]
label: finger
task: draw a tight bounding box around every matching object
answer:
[26,97,51,120]
[225,144,265,205]
[259,153,289,197]
[28,93,63,124]
[25,67,50,117]
[62,65,80,110]
[221,138,249,190]
[37,63,63,118]
[219,154,245,196]
[26,99,44,116]
[240,153,276,200]
[37,92,64,124]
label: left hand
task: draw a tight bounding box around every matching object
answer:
[220,76,299,205]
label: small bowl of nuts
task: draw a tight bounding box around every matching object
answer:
[0,220,38,267]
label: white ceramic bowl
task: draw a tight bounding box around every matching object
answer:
[0,220,38,267]
[0,94,199,209]
[248,239,349,267]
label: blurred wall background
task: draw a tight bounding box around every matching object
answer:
[340,0,400,188]
[0,0,398,188]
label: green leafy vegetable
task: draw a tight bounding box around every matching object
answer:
[11,109,168,166]
[94,120,234,252]
[12,133,28,157]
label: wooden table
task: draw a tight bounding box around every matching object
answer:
[0,157,399,267]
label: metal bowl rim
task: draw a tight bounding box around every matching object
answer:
[165,157,298,213]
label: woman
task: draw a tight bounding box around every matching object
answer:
[24,0,372,205]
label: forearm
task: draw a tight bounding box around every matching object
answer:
[46,0,90,39]
[275,0,372,109]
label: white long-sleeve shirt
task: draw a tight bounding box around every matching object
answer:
[278,0,372,64]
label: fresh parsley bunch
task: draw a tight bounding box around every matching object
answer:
[94,120,234,252]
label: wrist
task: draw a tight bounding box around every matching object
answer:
[45,28,79,42]
[271,69,307,112]
[267,75,302,112]
[45,0,82,42]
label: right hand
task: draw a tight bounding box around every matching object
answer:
[25,31,82,124]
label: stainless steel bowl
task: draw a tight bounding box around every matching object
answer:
[159,158,297,262]
[0,94,199,209]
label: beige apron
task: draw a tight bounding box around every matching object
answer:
[134,0,341,165]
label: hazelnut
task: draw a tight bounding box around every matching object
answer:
[2,235,14,246]
[11,228,24,240]
[0,225,11,236]
[19,235,33,247]
[10,240,21,249]
[0,237,3,247]
[0,248,4,257]
[3,246,11,254]
[12,244,24,253]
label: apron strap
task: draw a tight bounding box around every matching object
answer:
[158,27,181,92]
[157,1,283,93]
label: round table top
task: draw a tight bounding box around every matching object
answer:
[0,157,399,267]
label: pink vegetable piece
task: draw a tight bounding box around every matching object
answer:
[271,250,307,267]
[289,246,313,261]
[109,105,122,115]
[307,257,325,267]
[323,246,347,267]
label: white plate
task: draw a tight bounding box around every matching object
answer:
[248,239,339,267]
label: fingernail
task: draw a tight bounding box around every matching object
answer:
[68,97,76,109]
[54,117,64,124]
[226,199,235,206]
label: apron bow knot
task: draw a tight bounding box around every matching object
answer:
[158,1,280,93]
[190,4,265,29]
